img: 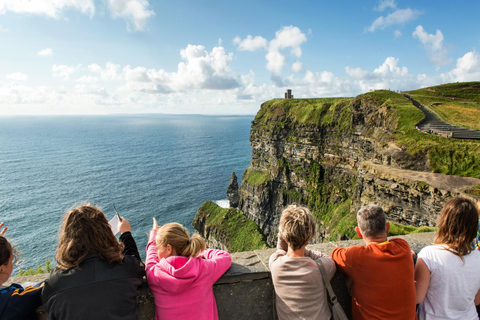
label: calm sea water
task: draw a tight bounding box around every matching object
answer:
[0,114,253,272]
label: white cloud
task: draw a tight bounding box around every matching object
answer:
[413,25,451,67]
[76,75,98,83]
[269,26,307,52]
[345,66,369,80]
[233,35,268,51]
[0,0,154,32]
[0,25,8,32]
[218,38,222,46]
[367,8,421,32]
[38,48,53,57]
[292,61,304,73]
[394,30,402,38]
[0,0,95,18]
[265,50,286,76]
[441,51,480,82]
[88,62,122,80]
[374,0,396,11]
[104,0,155,31]
[6,72,28,81]
[52,64,81,80]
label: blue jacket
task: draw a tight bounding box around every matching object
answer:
[0,283,42,320]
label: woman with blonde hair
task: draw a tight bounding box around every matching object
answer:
[415,197,480,320]
[41,204,145,320]
[146,219,231,320]
[269,205,336,320]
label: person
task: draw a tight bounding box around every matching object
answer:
[475,199,480,251]
[415,197,480,320]
[269,205,336,320]
[41,204,145,320]
[331,204,416,320]
[146,219,231,320]
[0,223,43,320]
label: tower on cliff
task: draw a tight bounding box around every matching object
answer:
[284,89,293,99]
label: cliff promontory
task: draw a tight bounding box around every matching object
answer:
[195,83,480,250]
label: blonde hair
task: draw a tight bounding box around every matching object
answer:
[56,204,124,269]
[434,197,478,258]
[279,205,316,250]
[156,223,206,257]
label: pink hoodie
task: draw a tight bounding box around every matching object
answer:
[145,229,232,320]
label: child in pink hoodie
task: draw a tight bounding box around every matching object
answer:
[146,218,232,320]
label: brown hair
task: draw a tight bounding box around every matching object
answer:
[0,236,16,266]
[55,204,124,269]
[156,223,206,257]
[434,197,478,258]
[279,205,316,250]
[357,205,386,238]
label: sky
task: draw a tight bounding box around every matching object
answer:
[0,0,479,115]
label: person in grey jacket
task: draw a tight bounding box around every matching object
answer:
[42,204,145,320]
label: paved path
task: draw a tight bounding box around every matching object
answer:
[403,94,480,140]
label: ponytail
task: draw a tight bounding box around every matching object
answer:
[156,223,206,258]
[181,234,206,257]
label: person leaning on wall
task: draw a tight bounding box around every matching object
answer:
[41,204,145,320]
[330,204,416,320]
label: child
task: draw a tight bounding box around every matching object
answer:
[41,204,145,320]
[269,205,336,320]
[0,223,42,320]
[415,197,480,320]
[146,219,231,320]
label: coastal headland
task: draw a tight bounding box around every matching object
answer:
[194,82,480,250]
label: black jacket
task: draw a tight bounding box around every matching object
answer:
[41,232,145,320]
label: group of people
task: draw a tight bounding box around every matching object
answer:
[270,197,480,320]
[0,196,479,320]
[0,204,231,320]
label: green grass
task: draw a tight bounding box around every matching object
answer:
[17,260,53,276]
[362,89,480,178]
[404,82,480,130]
[388,222,436,236]
[244,168,271,186]
[196,201,267,252]
[463,185,480,197]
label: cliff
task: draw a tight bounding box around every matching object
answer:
[195,86,480,250]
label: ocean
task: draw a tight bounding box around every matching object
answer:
[0,114,253,272]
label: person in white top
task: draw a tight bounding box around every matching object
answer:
[415,196,480,320]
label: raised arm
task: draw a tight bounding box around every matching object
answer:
[145,218,160,271]
[118,218,141,261]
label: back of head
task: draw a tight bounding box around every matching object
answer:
[156,223,206,257]
[357,205,387,238]
[279,205,316,250]
[56,204,124,269]
[0,236,13,266]
[434,197,478,257]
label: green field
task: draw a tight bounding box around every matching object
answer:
[404,82,480,130]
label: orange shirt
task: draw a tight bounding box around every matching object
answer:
[331,239,416,320]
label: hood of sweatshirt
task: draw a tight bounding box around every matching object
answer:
[153,255,206,294]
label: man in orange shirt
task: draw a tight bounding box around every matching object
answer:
[331,205,417,320]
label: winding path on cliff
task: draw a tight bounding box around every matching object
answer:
[402,94,480,140]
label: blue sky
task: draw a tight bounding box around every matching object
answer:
[0,0,479,115]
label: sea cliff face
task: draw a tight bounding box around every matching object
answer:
[195,92,480,250]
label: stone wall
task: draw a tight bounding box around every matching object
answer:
[8,233,436,320]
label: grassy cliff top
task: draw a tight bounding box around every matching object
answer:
[253,84,480,178]
[404,82,480,130]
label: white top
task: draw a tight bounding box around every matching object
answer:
[418,245,480,320]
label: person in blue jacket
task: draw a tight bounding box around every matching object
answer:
[0,223,42,320]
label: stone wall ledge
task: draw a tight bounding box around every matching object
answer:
[8,232,435,320]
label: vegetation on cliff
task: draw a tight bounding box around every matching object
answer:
[362,88,480,178]
[195,201,266,252]
[404,82,480,131]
